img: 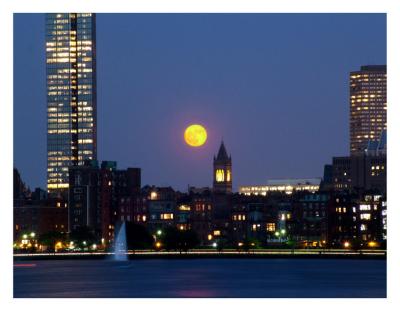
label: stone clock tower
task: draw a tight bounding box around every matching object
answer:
[213,141,232,193]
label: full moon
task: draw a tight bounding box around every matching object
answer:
[184,124,207,147]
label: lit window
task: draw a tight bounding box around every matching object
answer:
[360,224,367,231]
[266,223,275,232]
[360,205,371,211]
[161,213,174,220]
[179,205,191,211]
[360,213,371,220]
[226,170,231,182]
[216,169,224,182]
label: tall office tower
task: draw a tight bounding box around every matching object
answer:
[349,65,386,155]
[46,13,97,196]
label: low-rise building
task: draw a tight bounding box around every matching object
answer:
[14,205,68,241]
[327,191,386,248]
[292,192,329,247]
[239,178,321,196]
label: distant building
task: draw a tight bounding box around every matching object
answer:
[319,165,333,191]
[327,192,386,247]
[68,160,141,243]
[14,205,68,241]
[175,195,192,231]
[292,192,329,247]
[14,168,30,204]
[46,13,97,196]
[145,186,177,234]
[332,155,386,194]
[68,160,99,233]
[229,196,276,244]
[239,178,321,196]
[188,186,211,194]
[350,65,386,155]
[190,191,214,244]
[31,188,48,202]
[14,168,24,200]
[332,133,386,194]
[213,141,232,194]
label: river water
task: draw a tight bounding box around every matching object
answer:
[13,258,386,298]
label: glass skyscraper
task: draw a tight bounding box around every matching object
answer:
[46,13,97,195]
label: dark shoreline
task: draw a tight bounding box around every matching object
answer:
[13,252,386,261]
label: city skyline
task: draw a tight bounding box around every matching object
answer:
[11,10,389,300]
[14,13,387,192]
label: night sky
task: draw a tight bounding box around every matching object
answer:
[13,13,386,192]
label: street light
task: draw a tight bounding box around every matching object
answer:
[280,229,286,235]
[156,230,162,236]
[212,242,217,248]
[368,241,377,248]
[30,232,36,238]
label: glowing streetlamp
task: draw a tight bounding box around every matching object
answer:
[55,241,63,251]
[368,241,377,248]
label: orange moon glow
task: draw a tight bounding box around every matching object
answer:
[184,124,208,147]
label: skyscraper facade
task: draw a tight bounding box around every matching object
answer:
[46,13,97,195]
[349,65,386,155]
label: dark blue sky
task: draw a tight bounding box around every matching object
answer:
[13,13,386,192]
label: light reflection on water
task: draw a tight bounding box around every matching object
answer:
[14,258,386,298]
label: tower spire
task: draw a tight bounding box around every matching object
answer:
[216,140,229,161]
